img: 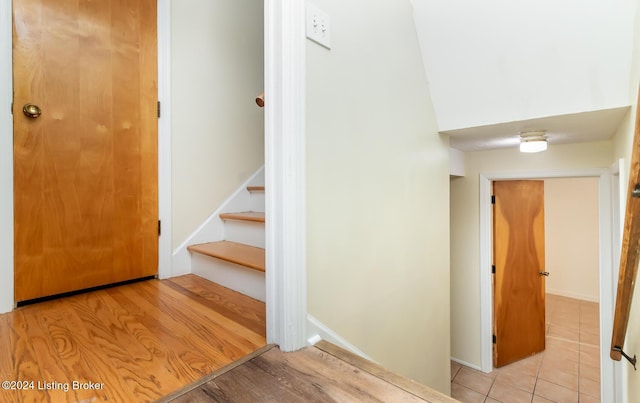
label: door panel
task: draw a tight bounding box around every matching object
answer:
[13,0,158,302]
[493,180,546,367]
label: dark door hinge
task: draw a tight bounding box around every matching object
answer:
[492,265,496,274]
[157,101,161,118]
[491,195,496,204]
[493,334,497,344]
[158,220,161,236]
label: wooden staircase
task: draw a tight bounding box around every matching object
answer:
[188,186,266,301]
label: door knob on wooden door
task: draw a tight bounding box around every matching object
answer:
[22,103,42,118]
[539,271,550,276]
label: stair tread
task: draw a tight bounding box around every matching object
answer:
[188,241,265,272]
[247,186,265,192]
[220,211,265,223]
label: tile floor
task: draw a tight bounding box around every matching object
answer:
[451,294,600,403]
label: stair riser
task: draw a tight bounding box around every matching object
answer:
[223,220,265,248]
[249,192,265,212]
[191,253,265,302]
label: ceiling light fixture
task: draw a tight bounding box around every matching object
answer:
[519,130,548,153]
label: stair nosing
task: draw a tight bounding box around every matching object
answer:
[219,211,265,223]
[188,241,265,272]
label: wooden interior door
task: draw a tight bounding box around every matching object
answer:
[493,180,546,367]
[13,0,158,303]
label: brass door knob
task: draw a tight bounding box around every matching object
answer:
[23,103,42,118]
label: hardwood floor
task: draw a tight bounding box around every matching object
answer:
[160,341,457,403]
[0,275,266,403]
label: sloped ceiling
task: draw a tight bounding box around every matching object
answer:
[411,0,636,151]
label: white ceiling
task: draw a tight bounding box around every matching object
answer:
[411,0,636,152]
[443,106,630,151]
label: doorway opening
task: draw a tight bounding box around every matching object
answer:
[479,168,619,401]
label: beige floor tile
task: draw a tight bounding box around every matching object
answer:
[538,362,579,391]
[580,347,600,368]
[548,325,580,342]
[541,350,580,370]
[532,396,555,402]
[450,383,486,403]
[579,361,600,382]
[488,381,533,403]
[540,358,579,378]
[452,367,494,395]
[579,331,600,346]
[494,364,537,393]
[580,392,601,402]
[535,379,579,403]
[485,398,501,403]
[502,353,543,378]
[579,303,599,321]
[548,317,580,331]
[580,318,600,332]
[579,377,600,398]
[546,337,580,354]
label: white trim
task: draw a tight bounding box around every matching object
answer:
[307,315,375,361]
[479,169,618,403]
[610,159,625,403]
[0,0,14,313]
[157,0,172,279]
[264,0,307,351]
[451,357,482,373]
[0,1,172,312]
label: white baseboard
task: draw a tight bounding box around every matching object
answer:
[450,357,484,372]
[306,314,375,362]
[546,289,599,303]
[171,166,264,276]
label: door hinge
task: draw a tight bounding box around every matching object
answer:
[158,220,161,236]
[10,102,13,114]
[493,334,497,344]
[157,101,161,118]
[492,265,496,274]
[491,195,496,204]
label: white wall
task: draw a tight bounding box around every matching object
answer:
[306,0,451,393]
[171,0,264,251]
[411,0,635,131]
[544,177,600,302]
[450,142,612,366]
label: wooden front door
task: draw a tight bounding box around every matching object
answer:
[13,0,158,303]
[493,180,546,367]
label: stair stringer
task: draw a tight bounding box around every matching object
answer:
[172,166,265,276]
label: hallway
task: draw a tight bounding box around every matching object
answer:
[451,294,600,402]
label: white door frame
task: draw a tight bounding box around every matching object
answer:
[479,168,621,402]
[264,0,307,351]
[1,1,307,351]
[0,0,13,313]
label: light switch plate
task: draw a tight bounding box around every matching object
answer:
[306,3,331,49]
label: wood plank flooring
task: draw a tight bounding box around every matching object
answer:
[159,340,457,403]
[0,275,266,403]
